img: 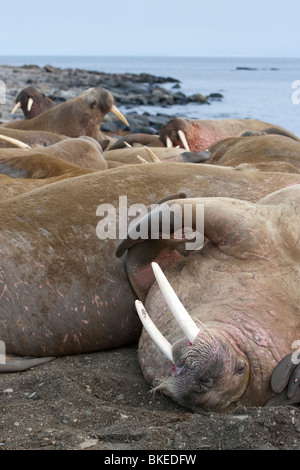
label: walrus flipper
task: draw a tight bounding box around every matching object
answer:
[0,355,55,373]
[266,354,300,405]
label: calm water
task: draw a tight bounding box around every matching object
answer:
[1,56,300,135]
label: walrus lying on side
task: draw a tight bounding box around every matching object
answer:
[4,86,129,140]
[117,184,300,410]
[206,133,300,172]
[0,136,107,172]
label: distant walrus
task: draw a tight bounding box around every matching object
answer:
[159,117,300,152]
[4,86,129,140]
[117,184,300,410]
[11,86,56,119]
[2,163,300,372]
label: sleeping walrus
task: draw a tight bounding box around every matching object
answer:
[117,184,300,410]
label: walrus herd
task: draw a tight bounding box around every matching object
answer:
[0,83,299,412]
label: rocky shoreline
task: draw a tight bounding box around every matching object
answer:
[0,64,223,134]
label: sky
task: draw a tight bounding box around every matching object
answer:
[1,0,300,57]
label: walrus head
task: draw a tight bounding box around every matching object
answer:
[11,87,56,119]
[135,263,249,412]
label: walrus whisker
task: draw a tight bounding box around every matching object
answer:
[0,134,31,149]
[135,300,174,362]
[178,130,190,151]
[11,101,21,115]
[27,97,34,112]
[110,104,130,127]
[151,262,200,343]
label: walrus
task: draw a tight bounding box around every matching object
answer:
[0,126,66,148]
[0,136,107,172]
[2,164,300,372]
[107,133,164,150]
[4,86,129,140]
[116,184,300,411]
[11,86,56,119]
[159,117,300,152]
[206,133,300,172]
[104,146,211,165]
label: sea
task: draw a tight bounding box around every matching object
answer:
[1,55,300,135]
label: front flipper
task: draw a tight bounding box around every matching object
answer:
[0,355,55,373]
[266,353,300,406]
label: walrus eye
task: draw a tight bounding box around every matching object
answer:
[236,362,246,374]
[90,100,97,109]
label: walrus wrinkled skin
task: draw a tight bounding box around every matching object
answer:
[117,184,300,411]
[4,86,128,140]
[206,133,300,172]
[11,86,56,119]
[2,164,300,369]
[159,117,299,152]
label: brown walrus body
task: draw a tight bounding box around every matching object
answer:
[0,126,66,148]
[0,137,107,173]
[159,117,299,152]
[206,133,300,172]
[117,184,300,411]
[4,86,129,140]
[1,163,300,365]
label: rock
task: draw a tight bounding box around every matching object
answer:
[188,93,209,104]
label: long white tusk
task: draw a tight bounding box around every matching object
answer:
[178,130,190,151]
[151,262,200,343]
[110,105,130,127]
[135,300,174,362]
[27,97,34,112]
[11,101,21,115]
[0,134,31,149]
[166,136,173,148]
[124,141,132,148]
[143,146,161,163]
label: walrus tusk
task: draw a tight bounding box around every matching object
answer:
[143,146,161,163]
[27,97,34,112]
[137,155,149,164]
[110,105,130,127]
[151,262,200,343]
[166,136,173,148]
[124,141,132,148]
[135,300,174,362]
[11,101,21,115]
[0,134,31,149]
[178,130,190,151]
